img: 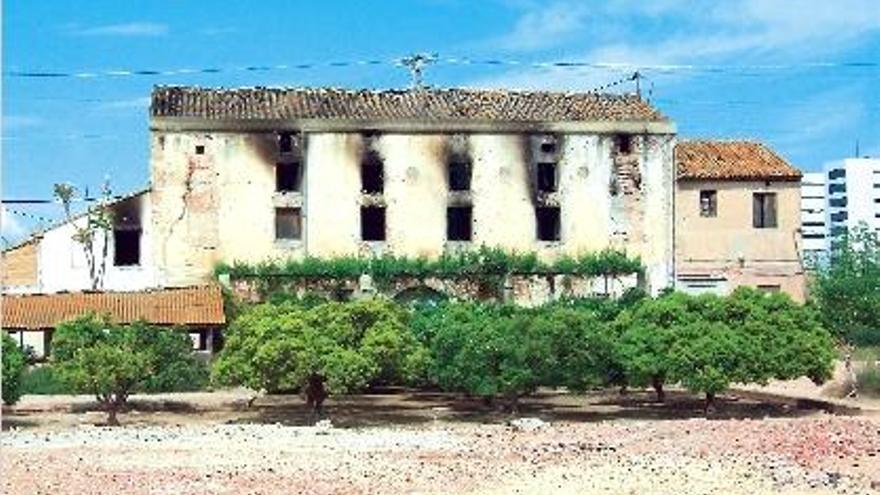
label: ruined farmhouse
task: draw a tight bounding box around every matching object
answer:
[2,86,814,356]
[148,86,676,293]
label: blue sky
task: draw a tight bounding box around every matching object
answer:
[3,0,879,243]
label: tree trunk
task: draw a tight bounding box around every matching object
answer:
[507,394,520,415]
[305,376,328,421]
[652,376,665,403]
[105,401,120,426]
[704,392,716,415]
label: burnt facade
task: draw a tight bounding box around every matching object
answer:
[149,87,677,293]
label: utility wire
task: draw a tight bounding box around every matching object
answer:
[5,56,878,80]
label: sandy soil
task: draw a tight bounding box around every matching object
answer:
[3,416,880,494]
[3,390,880,494]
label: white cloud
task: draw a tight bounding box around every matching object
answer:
[489,2,592,51]
[70,22,168,37]
[476,0,880,90]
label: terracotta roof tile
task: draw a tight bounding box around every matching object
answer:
[675,140,802,181]
[2,286,225,330]
[151,86,667,123]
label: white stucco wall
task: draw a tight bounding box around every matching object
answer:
[151,128,675,294]
[38,193,158,293]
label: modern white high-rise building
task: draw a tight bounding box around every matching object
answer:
[824,158,880,248]
[800,172,827,263]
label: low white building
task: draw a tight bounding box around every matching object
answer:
[1,189,159,294]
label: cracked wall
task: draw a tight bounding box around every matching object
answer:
[151,130,675,293]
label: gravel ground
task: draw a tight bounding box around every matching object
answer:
[3,415,880,494]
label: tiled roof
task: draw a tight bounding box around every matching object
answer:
[2,285,225,330]
[675,140,802,181]
[151,86,667,123]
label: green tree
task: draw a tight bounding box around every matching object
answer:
[812,225,880,346]
[613,292,720,401]
[2,334,27,405]
[531,305,617,392]
[668,320,749,411]
[423,303,553,411]
[52,315,207,425]
[723,287,835,385]
[213,298,426,417]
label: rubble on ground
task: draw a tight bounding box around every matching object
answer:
[3,416,879,494]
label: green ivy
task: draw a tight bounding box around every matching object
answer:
[214,246,643,286]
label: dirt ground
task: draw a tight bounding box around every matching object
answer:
[3,389,880,494]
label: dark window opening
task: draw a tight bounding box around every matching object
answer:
[829,197,847,208]
[448,160,472,191]
[757,284,781,293]
[537,162,558,192]
[699,190,717,217]
[831,211,848,222]
[540,141,556,154]
[828,169,846,180]
[752,192,777,229]
[828,183,846,194]
[278,133,293,153]
[361,151,384,194]
[195,145,205,155]
[113,229,141,266]
[536,207,561,241]
[361,206,386,241]
[275,208,302,240]
[447,206,472,241]
[275,162,301,192]
[614,134,633,154]
[197,331,209,351]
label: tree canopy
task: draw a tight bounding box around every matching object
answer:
[812,226,880,346]
[2,334,26,405]
[52,314,208,425]
[213,298,427,416]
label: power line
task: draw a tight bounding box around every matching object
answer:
[5,56,877,80]
[3,207,58,224]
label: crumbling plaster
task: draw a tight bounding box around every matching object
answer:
[150,128,675,293]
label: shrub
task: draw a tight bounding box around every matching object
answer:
[20,365,70,395]
[53,315,208,425]
[2,334,27,405]
[213,298,427,417]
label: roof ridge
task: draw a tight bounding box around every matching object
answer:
[152,84,639,99]
[150,85,667,123]
[4,284,220,299]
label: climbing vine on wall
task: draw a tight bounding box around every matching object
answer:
[215,246,643,289]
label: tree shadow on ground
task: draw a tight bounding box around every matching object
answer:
[68,399,200,414]
[1,415,40,430]
[237,388,845,428]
